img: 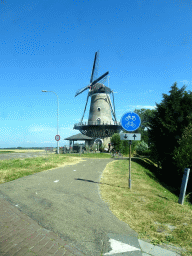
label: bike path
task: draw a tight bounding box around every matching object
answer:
[0,154,184,255]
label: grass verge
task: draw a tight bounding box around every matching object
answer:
[0,152,85,184]
[99,158,192,256]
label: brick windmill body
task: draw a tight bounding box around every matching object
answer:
[74,51,122,149]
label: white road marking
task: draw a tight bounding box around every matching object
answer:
[104,239,141,255]
[15,205,18,207]
[73,170,76,171]
[54,180,59,182]
[36,192,37,194]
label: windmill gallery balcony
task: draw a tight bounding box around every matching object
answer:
[73,121,122,138]
[74,121,121,127]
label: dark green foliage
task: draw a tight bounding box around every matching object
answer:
[148,142,161,166]
[141,149,151,156]
[172,120,192,195]
[111,133,123,152]
[147,82,192,197]
[135,141,149,154]
[121,140,129,154]
[119,108,157,155]
[131,108,157,147]
[99,145,105,152]
[111,133,139,155]
[172,120,192,170]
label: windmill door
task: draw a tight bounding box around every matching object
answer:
[96,118,101,125]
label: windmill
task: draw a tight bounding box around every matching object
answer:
[74,51,122,148]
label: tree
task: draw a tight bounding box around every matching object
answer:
[110,133,122,152]
[147,82,192,179]
[121,140,129,155]
[111,133,139,156]
[132,108,157,148]
[171,117,192,200]
[118,108,157,155]
[135,140,148,154]
[172,116,192,175]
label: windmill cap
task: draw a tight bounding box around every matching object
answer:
[89,83,111,95]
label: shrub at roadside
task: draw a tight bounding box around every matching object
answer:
[99,144,108,152]
[121,140,129,155]
[135,140,149,155]
[110,133,139,156]
[140,149,151,157]
[172,120,192,201]
[111,133,123,152]
[146,83,192,198]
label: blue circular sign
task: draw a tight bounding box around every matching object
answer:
[120,112,141,132]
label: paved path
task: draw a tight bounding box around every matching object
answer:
[0,154,143,256]
[0,152,185,256]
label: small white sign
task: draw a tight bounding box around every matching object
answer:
[120,133,141,141]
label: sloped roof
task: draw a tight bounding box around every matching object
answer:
[64,133,93,141]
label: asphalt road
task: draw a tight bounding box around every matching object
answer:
[0,153,142,256]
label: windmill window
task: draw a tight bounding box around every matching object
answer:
[98,107,101,111]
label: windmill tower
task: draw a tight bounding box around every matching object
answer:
[74,51,122,148]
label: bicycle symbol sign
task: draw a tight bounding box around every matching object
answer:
[120,112,141,132]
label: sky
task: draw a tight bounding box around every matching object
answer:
[0,0,192,148]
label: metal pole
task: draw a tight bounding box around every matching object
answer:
[51,91,59,154]
[178,168,190,205]
[129,140,131,189]
[56,93,59,154]
[42,90,59,154]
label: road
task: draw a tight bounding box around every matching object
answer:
[0,152,142,255]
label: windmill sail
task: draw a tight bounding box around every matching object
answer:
[91,71,109,87]
[75,84,90,97]
[90,51,99,83]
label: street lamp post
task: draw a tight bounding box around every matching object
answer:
[42,90,59,154]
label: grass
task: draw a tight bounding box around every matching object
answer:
[0,149,46,154]
[65,152,112,158]
[0,149,192,255]
[99,158,192,256]
[0,151,85,184]
[0,150,28,154]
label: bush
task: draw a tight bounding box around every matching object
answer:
[111,133,123,152]
[135,141,149,154]
[91,144,97,151]
[121,140,129,155]
[111,133,141,156]
[141,149,151,156]
[85,145,90,152]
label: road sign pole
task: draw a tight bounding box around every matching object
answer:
[129,140,132,189]
[120,112,141,190]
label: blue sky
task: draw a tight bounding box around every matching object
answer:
[0,0,192,148]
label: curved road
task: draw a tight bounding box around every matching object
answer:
[0,152,142,255]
